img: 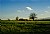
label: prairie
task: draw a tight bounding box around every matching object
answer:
[1,20,50,34]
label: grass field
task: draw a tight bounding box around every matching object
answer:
[1,20,50,34]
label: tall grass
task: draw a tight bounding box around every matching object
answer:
[1,21,50,34]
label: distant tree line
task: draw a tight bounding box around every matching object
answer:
[15,12,50,21]
[35,19,50,21]
[15,12,37,21]
[0,12,50,21]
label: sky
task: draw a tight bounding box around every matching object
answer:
[0,0,50,20]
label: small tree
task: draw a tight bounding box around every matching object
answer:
[29,12,37,21]
[8,19,10,21]
[16,16,19,21]
[0,19,1,20]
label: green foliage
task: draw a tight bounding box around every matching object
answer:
[29,12,37,21]
[8,19,10,21]
[16,16,19,20]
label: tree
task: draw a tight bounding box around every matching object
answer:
[8,19,10,21]
[29,12,37,21]
[16,16,19,21]
[0,19,1,20]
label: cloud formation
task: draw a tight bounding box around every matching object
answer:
[44,11,48,13]
[48,6,50,8]
[26,7,33,10]
[41,14,44,15]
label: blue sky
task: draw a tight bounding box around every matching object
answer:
[0,0,50,20]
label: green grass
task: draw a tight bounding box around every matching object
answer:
[1,20,50,34]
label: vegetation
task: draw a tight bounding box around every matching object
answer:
[0,12,50,34]
[1,21,50,34]
[29,12,37,21]
[16,16,19,21]
[8,19,10,21]
[0,19,1,20]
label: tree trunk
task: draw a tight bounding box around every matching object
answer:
[33,18,34,21]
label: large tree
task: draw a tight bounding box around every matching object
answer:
[29,12,37,21]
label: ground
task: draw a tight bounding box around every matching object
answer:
[1,20,50,34]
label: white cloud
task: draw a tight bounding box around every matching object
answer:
[40,11,49,16]
[44,11,48,13]
[26,7,33,10]
[48,6,50,8]
[41,14,44,15]
[17,10,21,13]
[17,10,25,13]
